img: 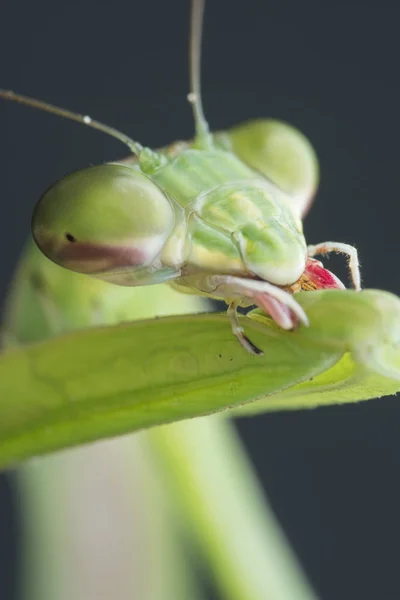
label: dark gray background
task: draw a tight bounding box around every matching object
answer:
[1,0,400,598]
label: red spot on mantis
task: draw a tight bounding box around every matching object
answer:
[303,257,345,290]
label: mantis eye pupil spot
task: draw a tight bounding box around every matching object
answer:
[65,233,76,243]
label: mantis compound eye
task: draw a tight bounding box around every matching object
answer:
[215,119,319,219]
[31,164,176,275]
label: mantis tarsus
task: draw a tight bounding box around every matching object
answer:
[0,0,360,355]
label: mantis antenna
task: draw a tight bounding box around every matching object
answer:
[1,3,210,154]
[188,0,212,148]
[0,89,143,156]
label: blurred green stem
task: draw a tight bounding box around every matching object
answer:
[148,417,317,600]
[19,437,201,600]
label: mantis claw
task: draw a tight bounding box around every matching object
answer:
[208,275,309,329]
[227,302,264,355]
[204,275,310,355]
[241,336,264,356]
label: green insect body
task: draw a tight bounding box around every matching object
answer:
[0,0,361,354]
[153,149,307,282]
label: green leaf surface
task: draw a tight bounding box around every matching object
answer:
[5,244,318,600]
[0,289,399,469]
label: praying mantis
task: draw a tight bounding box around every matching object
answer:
[1,5,400,598]
[0,0,360,355]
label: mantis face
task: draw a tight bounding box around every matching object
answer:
[32,164,176,277]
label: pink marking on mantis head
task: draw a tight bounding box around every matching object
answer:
[35,237,149,275]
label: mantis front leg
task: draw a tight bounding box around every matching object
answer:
[307,242,361,291]
[205,274,310,355]
[227,301,263,355]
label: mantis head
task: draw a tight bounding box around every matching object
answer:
[31,164,175,276]
[2,0,213,281]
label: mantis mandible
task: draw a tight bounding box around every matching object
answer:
[0,0,361,355]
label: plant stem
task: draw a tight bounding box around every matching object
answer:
[147,416,318,600]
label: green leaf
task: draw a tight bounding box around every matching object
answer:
[6,245,319,600]
[237,289,400,414]
[0,288,400,469]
